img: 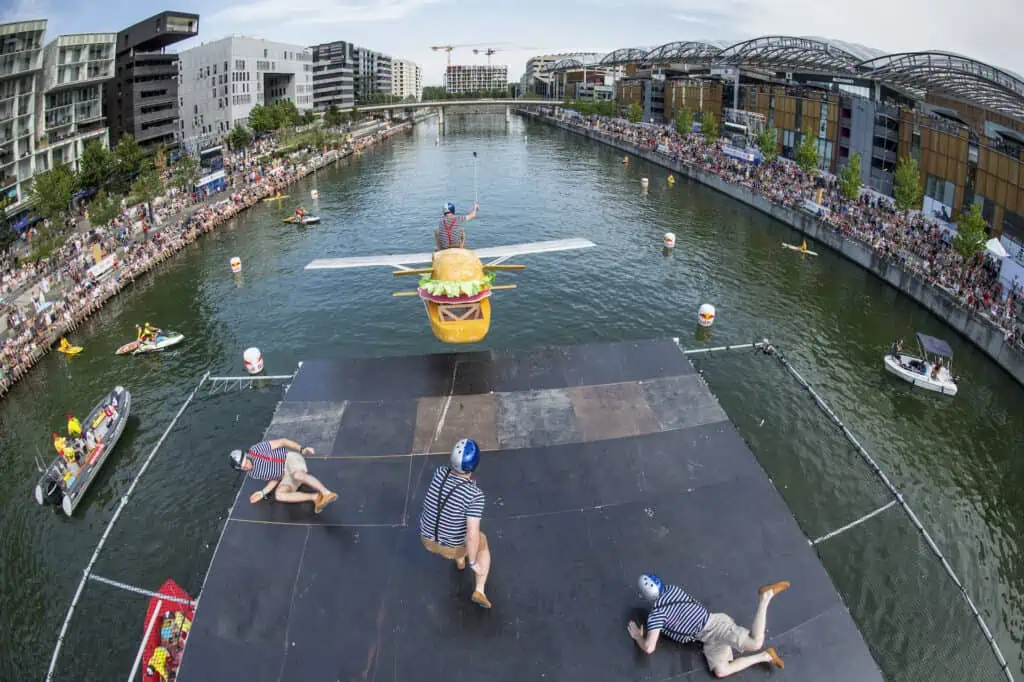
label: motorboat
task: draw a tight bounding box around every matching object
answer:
[34,386,132,516]
[283,214,321,225]
[139,578,194,682]
[883,332,959,396]
[116,331,185,356]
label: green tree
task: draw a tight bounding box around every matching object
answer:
[275,99,302,127]
[627,101,642,123]
[248,104,273,134]
[838,152,862,201]
[87,190,121,228]
[78,140,115,192]
[756,126,778,162]
[227,124,253,150]
[173,155,200,193]
[29,163,77,258]
[893,156,923,213]
[701,111,719,143]
[301,110,315,125]
[795,131,820,173]
[324,105,342,127]
[953,203,989,262]
[113,133,145,191]
[675,108,693,135]
[130,165,164,221]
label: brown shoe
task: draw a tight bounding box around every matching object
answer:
[765,647,784,670]
[758,581,790,597]
[471,590,492,609]
[314,491,337,514]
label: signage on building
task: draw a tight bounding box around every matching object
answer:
[722,144,760,164]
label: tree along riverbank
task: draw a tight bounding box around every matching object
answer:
[522,110,1024,388]
[0,119,414,399]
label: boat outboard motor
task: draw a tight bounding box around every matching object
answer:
[43,474,63,506]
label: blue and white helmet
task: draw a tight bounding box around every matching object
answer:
[450,438,480,473]
[444,202,455,214]
[638,574,662,601]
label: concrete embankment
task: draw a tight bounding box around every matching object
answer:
[522,111,1024,388]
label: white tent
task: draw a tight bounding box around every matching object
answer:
[985,238,1009,259]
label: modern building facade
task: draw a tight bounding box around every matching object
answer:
[550,38,1024,244]
[1,19,46,224]
[177,35,313,152]
[107,11,199,153]
[35,32,116,179]
[311,40,354,110]
[354,46,391,102]
[445,64,507,95]
[392,58,421,101]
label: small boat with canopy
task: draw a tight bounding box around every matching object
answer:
[883,332,959,395]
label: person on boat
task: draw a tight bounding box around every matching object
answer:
[59,337,72,352]
[891,338,904,360]
[229,437,337,513]
[294,207,307,221]
[627,574,787,677]
[418,438,493,609]
[435,201,478,250]
[52,433,80,468]
[931,357,944,380]
[136,322,159,344]
[67,413,81,437]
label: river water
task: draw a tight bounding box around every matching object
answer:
[2,114,1022,681]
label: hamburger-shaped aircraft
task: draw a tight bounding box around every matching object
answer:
[305,238,595,344]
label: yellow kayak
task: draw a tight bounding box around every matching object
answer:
[263,194,289,202]
[57,338,83,355]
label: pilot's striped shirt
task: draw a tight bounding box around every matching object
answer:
[645,584,711,644]
[419,465,485,546]
[246,441,288,481]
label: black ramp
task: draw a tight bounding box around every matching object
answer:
[178,340,884,682]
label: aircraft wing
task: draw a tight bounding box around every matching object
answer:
[304,238,596,270]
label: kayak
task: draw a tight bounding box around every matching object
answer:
[781,243,819,256]
[116,332,185,355]
[57,339,84,355]
[283,215,320,225]
[139,578,194,682]
[34,386,131,516]
[263,194,289,202]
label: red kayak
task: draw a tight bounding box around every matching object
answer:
[140,579,195,682]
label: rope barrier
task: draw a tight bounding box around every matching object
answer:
[809,500,899,545]
[764,347,1014,682]
[45,371,210,682]
[88,574,197,607]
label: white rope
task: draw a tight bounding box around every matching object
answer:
[126,599,163,682]
[45,371,210,682]
[206,374,296,381]
[810,500,898,545]
[770,351,1014,682]
[88,574,196,606]
[672,339,766,355]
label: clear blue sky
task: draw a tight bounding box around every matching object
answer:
[3,0,1021,85]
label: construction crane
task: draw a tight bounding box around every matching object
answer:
[430,43,502,69]
[473,48,500,66]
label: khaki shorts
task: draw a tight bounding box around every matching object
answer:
[698,612,750,670]
[278,451,308,492]
[421,532,489,560]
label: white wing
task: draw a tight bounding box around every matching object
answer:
[304,238,596,270]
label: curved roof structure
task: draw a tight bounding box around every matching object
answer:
[540,35,1024,121]
[858,52,1024,119]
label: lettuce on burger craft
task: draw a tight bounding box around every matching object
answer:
[419,272,495,298]
[419,248,495,298]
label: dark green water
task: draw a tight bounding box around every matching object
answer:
[2,114,1021,681]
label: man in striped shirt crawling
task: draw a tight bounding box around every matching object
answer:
[229,437,338,514]
[418,438,492,609]
[628,574,787,677]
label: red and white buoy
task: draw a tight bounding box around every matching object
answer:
[698,304,716,327]
[243,347,263,374]
[230,257,241,274]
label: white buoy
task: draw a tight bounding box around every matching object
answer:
[230,257,241,274]
[243,347,264,375]
[663,232,676,248]
[698,304,716,328]
[641,177,649,189]
[310,189,319,200]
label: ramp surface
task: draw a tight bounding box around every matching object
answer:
[177,339,883,682]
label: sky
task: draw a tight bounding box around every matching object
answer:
[2,0,1022,85]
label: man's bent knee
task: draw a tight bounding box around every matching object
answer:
[712,667,731,679]
[741,634,763,652]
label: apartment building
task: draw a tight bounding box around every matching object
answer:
[445,64,507,95]
[354,46,391,102]
[311,40,354,110]
[520,54,561,96]
[392,58,421,101]
[1,20,46,223]
[177,35,313,152]
[107,11,199,152]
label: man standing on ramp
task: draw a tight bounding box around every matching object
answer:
[418,438,492,608]
[627,573,787,676]
[229,437,338,514]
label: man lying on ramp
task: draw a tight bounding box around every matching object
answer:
[628,574,787,677]
[230,437,337,513]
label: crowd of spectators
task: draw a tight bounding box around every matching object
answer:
[0,120,410,396]
[551,112,1024,352]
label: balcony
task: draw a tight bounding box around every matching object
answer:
[1,174,16,189]
[136,121,177,142]
[0,58,37,78]
[130,64,177,78]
